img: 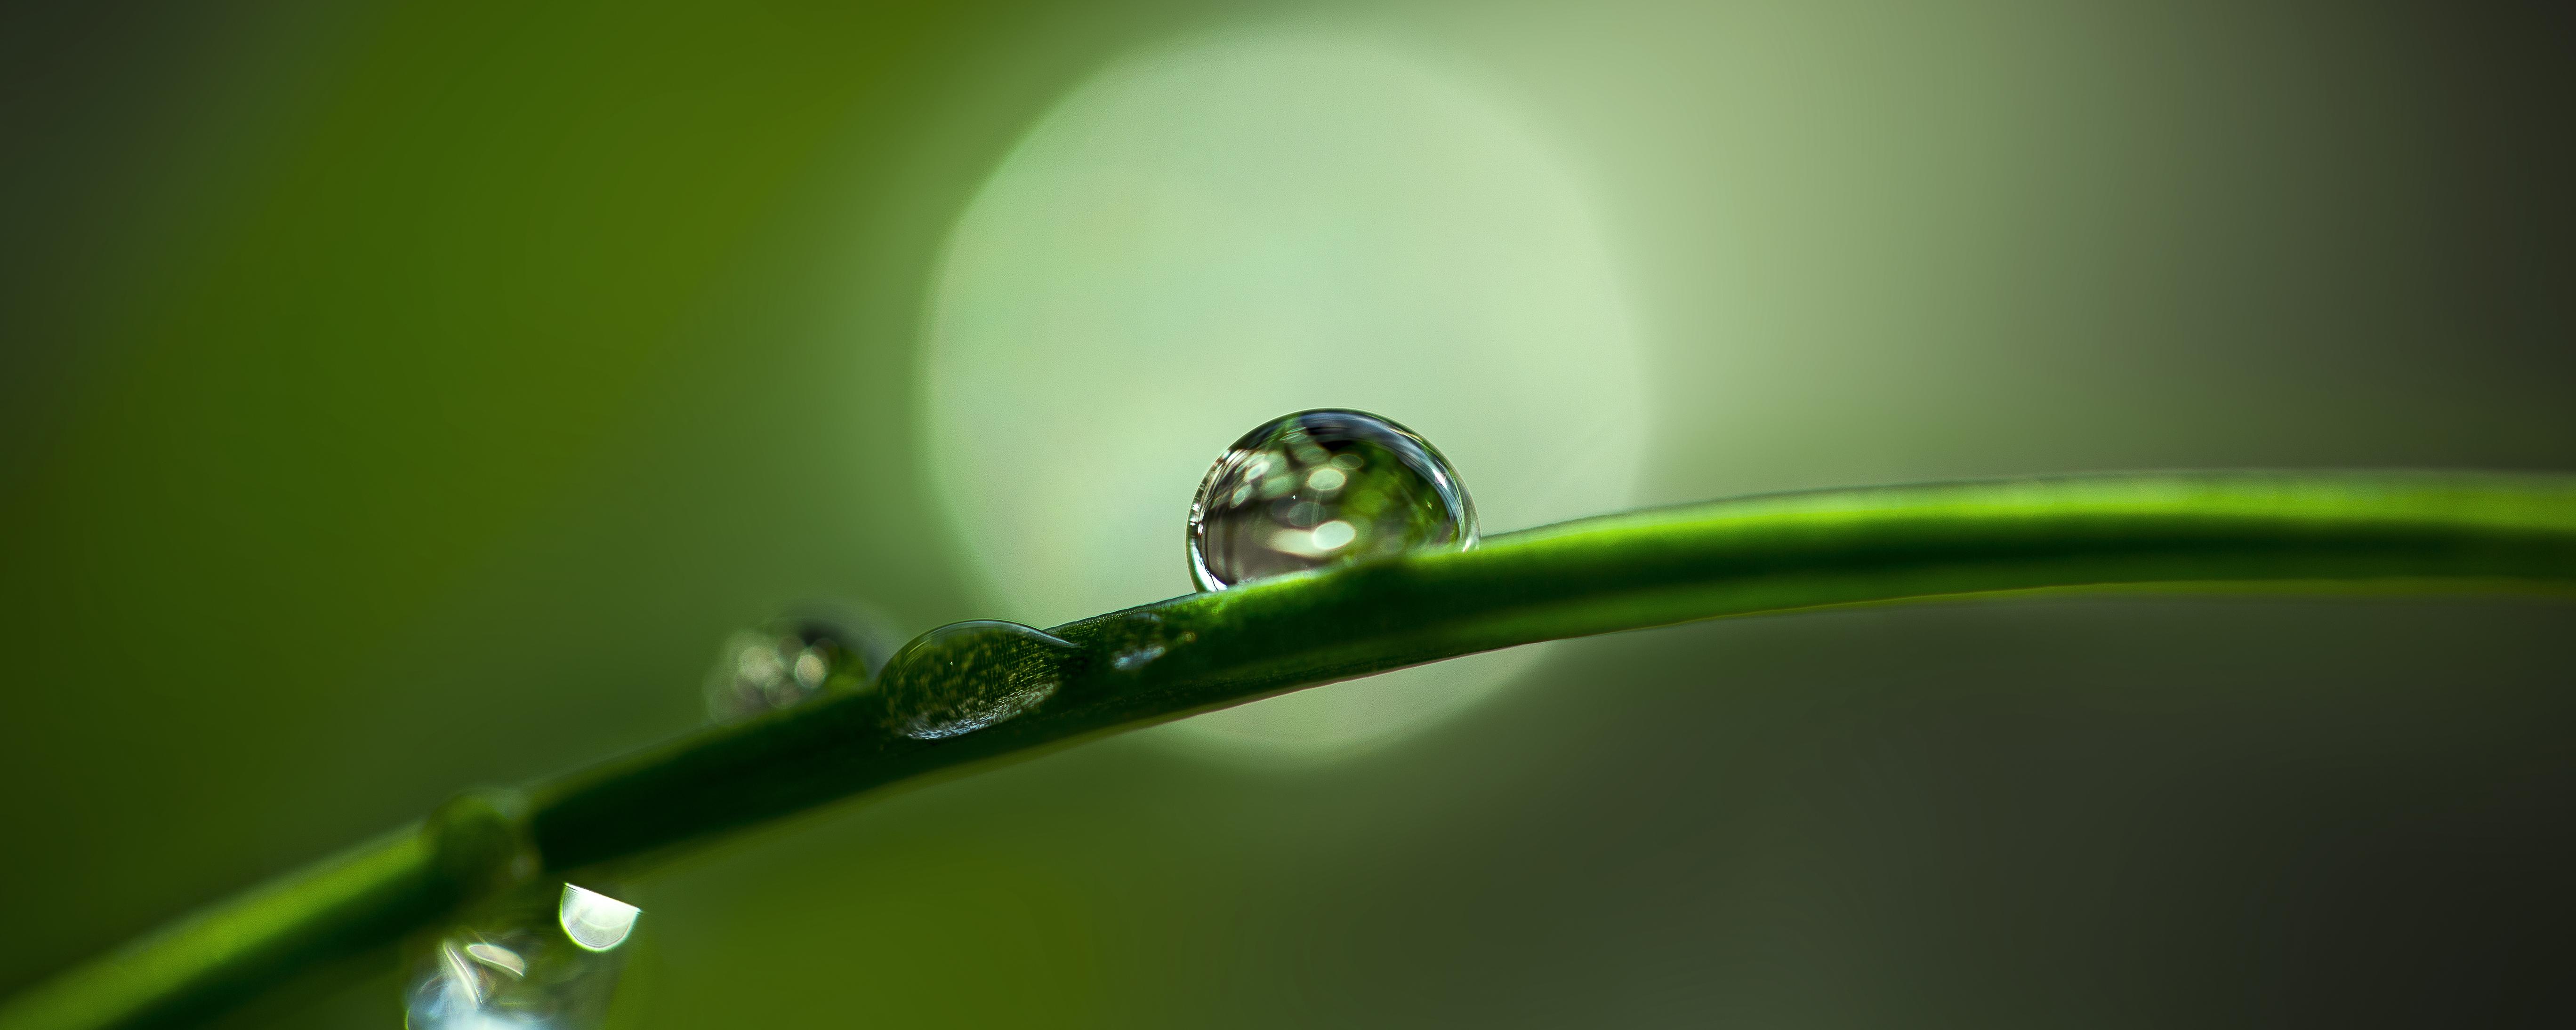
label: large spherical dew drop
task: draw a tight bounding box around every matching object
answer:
[1187,409,1476,591]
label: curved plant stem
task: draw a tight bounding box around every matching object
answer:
[9,471,2576,1029]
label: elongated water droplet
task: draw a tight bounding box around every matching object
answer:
[1187,409,1476,591]
[705,606,899,724]
[404,881,639,1029]
[878,621,1074,740]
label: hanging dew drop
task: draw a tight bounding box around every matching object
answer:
[402,881,639,1029]
[878,621,1075,740]
[557,884,641,952]
[1187,409,1476,591]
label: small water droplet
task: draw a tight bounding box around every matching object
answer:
[1188,409,1476,591]
[878,621,1075,740]
[404,881,638,1030]
[705,606,901,724]
[557,884,641,952]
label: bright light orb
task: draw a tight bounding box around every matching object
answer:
[922,31,1646,761]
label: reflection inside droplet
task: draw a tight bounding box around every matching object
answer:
[1188,409,1475,591]
[1112,644,1166,671]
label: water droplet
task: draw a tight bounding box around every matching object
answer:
[1187,409,1476,591]
[877,621,1074,740]
[557,884,641,952]
[705,606,901,724]
[404,881,638,1030]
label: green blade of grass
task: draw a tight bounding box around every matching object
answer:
[10,471,2576,1030]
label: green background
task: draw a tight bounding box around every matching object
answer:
[3,0,2570,1026]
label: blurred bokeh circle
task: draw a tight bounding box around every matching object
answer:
[921,32,1648,761]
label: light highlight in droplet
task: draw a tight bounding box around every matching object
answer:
[557,884,640,952]
[462,942,527,978]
